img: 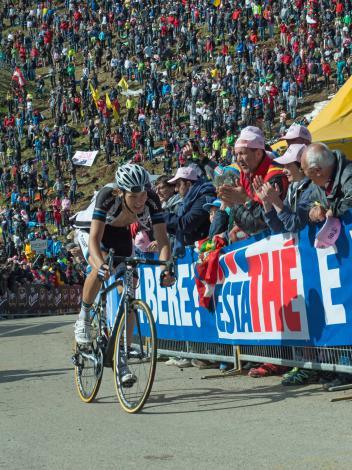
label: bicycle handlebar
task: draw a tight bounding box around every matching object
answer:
[107,249,175,274]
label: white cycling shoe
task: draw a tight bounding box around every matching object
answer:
[120,365,137,387]
[74,319,92,345]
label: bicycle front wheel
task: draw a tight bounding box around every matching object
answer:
[113,300,157,413]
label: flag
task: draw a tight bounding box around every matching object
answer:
[12,67,26,88]
[105,93,112,109]
[89,82,99,103]
[106,93,119,122]
[117,77,129,91]
[211,0,221,6]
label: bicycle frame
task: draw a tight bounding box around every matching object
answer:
[97,265,135,367]
[90,252,174,366]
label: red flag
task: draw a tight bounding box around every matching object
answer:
[12,67,26,88]
[194,235,227,310]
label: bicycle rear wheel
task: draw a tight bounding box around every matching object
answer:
[113,300,157,413]
[73,321,104,403]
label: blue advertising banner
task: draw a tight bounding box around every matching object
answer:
[106,212,352,347]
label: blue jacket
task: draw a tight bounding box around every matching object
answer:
[263,178,314,233]
[209,209,229,239]
[52,240,62,257]
[165,181,216,257]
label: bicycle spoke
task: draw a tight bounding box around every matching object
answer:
[113,300,157,413]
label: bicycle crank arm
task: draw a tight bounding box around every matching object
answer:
[80,351,99,366]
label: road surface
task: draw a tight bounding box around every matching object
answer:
[1,315,352,470]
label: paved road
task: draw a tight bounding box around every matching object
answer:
[1,315,352,470]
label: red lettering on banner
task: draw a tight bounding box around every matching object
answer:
[261,251,284,332]
[217,262,224,282]
[247,254,262,332]
[283,238,295,248]
[280,247,301,331]
[223,252,237,275]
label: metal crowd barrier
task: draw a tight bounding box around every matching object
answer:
[157,339,237,366]
[157,341,352,375]
[239,345,352,374]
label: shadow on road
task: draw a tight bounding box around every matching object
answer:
[140,382,324,414]
[92,380,324,414]
[0,368,71,384]
[0,320,73,338]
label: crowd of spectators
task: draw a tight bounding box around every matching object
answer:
[0,207,85,294]
[1,0,352,388]
[151,125,352,388]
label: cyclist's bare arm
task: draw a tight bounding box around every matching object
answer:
[153,223,175,286]
[152,223,171,262]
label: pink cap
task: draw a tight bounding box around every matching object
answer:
[235,126,265,150]
[168,166,199,183]
[314,216,341,248]
[282,124,312,143]
[275,144,307,165]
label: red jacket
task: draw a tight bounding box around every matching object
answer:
[240,154,289,204]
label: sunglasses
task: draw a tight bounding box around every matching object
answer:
[128,186,147,193]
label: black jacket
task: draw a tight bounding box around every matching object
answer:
[229,174,287,235]
[308,151,352,217]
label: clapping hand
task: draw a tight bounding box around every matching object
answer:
[217,179,246,206]
[253,176,281,204]
[309,204,327,223]
[253,175,283,212]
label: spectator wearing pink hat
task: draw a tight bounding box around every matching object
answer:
[165,166,216,257]
[301,143,352,223]
[217,126,288,235]
[282,124,312,146]
[253,144,316,233]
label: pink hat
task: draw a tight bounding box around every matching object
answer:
[282,124,312,143]
[275,144,307,165]
[234,126,265,150]
[314,216,341,248]
[168,166,199,183]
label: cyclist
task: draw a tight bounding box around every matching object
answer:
[74,163,175,384]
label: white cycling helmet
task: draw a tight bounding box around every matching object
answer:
[115,163,150,192]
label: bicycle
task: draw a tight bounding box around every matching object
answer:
[72,250,174,413]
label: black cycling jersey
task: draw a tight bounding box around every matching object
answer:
[92,186,165,228]
[74,186,165,256]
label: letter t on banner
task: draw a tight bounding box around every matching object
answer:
[261,251,284,332]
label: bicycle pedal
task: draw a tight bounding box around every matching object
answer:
[122,379,136,388]
[71,354,79,366]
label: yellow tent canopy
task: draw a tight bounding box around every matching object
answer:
[272,76,352,159]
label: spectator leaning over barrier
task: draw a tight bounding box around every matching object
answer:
[165,167,216,257]
[217,126,289,236]
[254,144,316,233]
[155,175,182,214]
[301,143,352,223]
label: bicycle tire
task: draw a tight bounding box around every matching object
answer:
[113,299,157,413]
[73,319,104,403]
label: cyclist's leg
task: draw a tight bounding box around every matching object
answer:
[78,261,103,320]
[74,228,106,343]
[126,276,139,344]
